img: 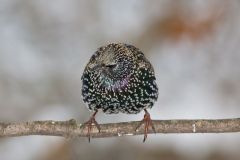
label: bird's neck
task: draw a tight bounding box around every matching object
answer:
[99,75,130,91]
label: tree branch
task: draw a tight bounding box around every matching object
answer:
[0,118,240,139]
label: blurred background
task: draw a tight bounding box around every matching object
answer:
[0,0,240,159]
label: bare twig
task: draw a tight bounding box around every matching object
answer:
[0,118,239,139]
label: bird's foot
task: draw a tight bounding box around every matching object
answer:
[81,110,100,142]
[136,109,156,142]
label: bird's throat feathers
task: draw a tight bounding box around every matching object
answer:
[98,75,130,92]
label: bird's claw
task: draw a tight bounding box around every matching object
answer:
[81,111,100,142]
[135,109,155,142]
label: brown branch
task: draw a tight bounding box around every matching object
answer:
[0,118,240,139]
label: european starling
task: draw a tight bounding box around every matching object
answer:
[81,43,158,142]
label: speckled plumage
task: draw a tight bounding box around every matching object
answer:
[81,43,158,114]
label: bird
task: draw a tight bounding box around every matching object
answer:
[81,43,158,142]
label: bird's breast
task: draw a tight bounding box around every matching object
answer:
[98,74,130,92]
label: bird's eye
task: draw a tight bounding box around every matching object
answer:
[105,64,117,69]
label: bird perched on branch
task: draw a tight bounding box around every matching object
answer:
[81,43,158,142]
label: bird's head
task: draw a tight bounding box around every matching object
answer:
[86,43,135,90]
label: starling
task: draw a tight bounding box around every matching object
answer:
[81,43,158,142]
